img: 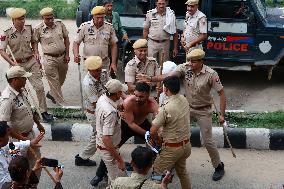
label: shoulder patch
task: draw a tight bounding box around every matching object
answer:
[1,89,12,99]
[4,26,13,32]
[127,58,136,66]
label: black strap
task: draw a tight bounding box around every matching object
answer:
[137,179,147,189]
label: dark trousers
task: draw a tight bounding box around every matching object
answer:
[96,119,151,178]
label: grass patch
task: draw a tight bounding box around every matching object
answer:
[266,0,284,7]
[48,108,284,129]
[210,111,284,129]
[0,0,78,19]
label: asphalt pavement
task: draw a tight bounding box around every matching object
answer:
[37,141,284,189]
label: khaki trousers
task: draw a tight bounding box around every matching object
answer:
[43,54,68,104]
[148,39,170,62]
[153,143,191,189]
[98,148,126,186]
[20,57,47,113]
[190,109,221,168]
[79,112,97,159]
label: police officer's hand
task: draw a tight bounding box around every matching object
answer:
[219,115,225,124]
[74,55,81,63]
[110,63,118,73]
[64,55,70,64]
[34,53,41,62]
[117,158,126,171]
[172,48,178,58]
[30,132,45,148]
[161,171,172,188]
[185,42,193,52]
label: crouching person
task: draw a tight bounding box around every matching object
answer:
[110,146,172,189]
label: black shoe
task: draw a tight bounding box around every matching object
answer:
[75,154,97,166]
[41,112,54,123]
[46,92,56,104]
[212,162,225,181]
[90,176,104,187]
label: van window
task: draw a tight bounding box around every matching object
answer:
[212,0,249,19]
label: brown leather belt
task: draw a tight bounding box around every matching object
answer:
[190,105,211,110]
[16,56,33,63]
[149,38,168,43]
[86,109,95,114]
[21,130,32,137]
[44,52,65,57]
[164,139,189,148]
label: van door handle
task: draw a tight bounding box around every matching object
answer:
[210,21,219,31]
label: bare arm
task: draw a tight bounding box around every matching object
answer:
[172,32,178,58]
[126,82,135,94]
[218,89,226,117]
[110,42,118,71]
[143,27,149,39]
[9,128,28,141]
[72,42,80,63]
[0,49,16,66]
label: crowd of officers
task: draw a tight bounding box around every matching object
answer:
[0,0,228,188]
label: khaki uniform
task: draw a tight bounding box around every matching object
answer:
[144,9,175,61]
[79,70,109,160]
[173,64,223,168]
[0,25,47,112]
[111,172,163,189]
[184,10,207,52]
[153,94,191,189]
[33,20,69,104]
[96,95,126,184]
[0,85,41,176]
[125,56,159,84]
[74,20,118,70]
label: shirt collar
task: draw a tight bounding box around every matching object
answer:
[131,172,148,180]
[134,56,146,65]
[8,85,20,96]
[43,21,56,29]
[87,72,99,83]
[90,20,104,30]
[12,25,26,33]
[188,9,200,18]
[103,94,120,109]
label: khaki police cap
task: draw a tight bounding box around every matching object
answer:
[133,39,148,49]
[40,7,54,16]
[186,49,205,61]
[105,79,128,93]
[91,6,106,15]
[6,66,32,79]
[8,8,26,19]
[84,56,103,70]
[185,0,199,5]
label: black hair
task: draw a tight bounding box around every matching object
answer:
[135,82,150,93]
[5,74,13,84]
[163,76,180,94]
[8,156,30,182]
[99,0,112,6]
[0,121,9,138]
[131,146,154,170]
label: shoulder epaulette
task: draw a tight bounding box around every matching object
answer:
[205,65,215,73]
[104,21,113,26]
[4,26,12,32]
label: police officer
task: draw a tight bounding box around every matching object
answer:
[73,6,118,74]
[0,66,45,177]
[143,0,178,61]
[75,56,110,166]
[151,76,191,189]
[101,0,128,42]
[96,79,127,186]
[0,8,53,122]
[137,49,226,181]
[111,146,171,189]
[125,39,159,93]
[33,7,70,105]
[182,0,207,53]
